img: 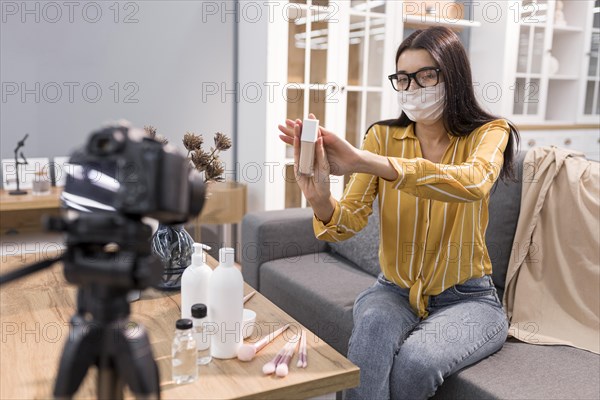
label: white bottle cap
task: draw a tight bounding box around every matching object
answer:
[219,247,235,268]
[192,243,211,266]
[301,119,319,143]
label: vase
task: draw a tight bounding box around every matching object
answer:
[151,223,194,291]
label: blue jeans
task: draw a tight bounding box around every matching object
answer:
[345,274,509,400]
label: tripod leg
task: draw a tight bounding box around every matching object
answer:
[53,315,99,398]
[112,319,161,399]
[98,349,124,400]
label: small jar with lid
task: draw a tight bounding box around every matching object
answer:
[172,318,198,384]
[191,304,212,365]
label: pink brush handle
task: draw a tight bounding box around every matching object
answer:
[299,330,307,367]
[254,324,289,352]
[243,291,256,303]
[266,343,288,367]
[278,347,294,367]
[272,352,284,366]
[279,353,293,368]
[277,335,300,367]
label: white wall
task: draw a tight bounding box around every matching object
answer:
[0,1,235,181]
[468,1,510,117]
[236,4,269,213]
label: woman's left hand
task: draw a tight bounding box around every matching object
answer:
[278,113,362,176]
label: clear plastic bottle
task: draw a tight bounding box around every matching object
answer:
[191,304,212,365]
[172,318,198,385]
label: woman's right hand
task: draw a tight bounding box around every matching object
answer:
[278,118,331,205]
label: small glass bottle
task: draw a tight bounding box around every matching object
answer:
[191,304,212,365]
[172,318,198,384]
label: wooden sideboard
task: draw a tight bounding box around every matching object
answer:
[0,187,62,234]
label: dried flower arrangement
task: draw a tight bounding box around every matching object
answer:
[144,126,232,183]
[145,125,233,290]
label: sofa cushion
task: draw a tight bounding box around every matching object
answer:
[485,151,526,294]
[432,338,600,399]
[328,200,381,277]
[259,252,376,355]
[241,207,328,290]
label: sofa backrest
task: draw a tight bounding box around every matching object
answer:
[329,151,527,291]
[329,201,381,277]
[486,150,526,292]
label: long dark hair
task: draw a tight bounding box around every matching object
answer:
[375,26,520,182]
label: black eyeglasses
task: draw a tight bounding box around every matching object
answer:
[388,67,442,92]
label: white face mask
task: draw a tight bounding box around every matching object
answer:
[397,82,446,123]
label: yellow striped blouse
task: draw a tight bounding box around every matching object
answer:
[313,119,510,319]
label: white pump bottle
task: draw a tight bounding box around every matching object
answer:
[181,243,213,319]
[208,247,243,359]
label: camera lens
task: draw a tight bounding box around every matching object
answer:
[88,127,126,156]
[96,137,111,151]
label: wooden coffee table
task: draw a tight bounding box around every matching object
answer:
[0,251,359,399]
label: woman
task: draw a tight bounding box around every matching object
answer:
[278,26,519,400]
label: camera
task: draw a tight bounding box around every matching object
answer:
[61,123,205,225]
[45,122,206,290]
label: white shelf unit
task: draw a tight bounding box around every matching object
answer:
[552,25,583,33]
[402,14,481,29]
[237,0,482,212]
[579,0,600,123]
[549,75,579,80]
[471,0,600,125]
[469,0,599,163]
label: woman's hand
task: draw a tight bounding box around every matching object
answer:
[278,114,362,176]
[319,123,363,176]
[277,117,331,204]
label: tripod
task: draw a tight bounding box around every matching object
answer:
[54,286,159,399]
[1,213,163,399]
[50,213,162,399]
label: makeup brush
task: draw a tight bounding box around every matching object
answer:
[237,324,289,362]
[262,340,292,375]
[296,329,307,368]
[276,334,300,377]
[243,291,256,304]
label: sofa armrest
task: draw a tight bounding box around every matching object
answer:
[241,207,329,290]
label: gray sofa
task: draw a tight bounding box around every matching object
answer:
[241,151,600,399]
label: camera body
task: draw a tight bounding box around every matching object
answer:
[62,124,205,225]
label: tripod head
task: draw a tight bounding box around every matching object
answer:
[45,212,162,323]
[47,212,161,290]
